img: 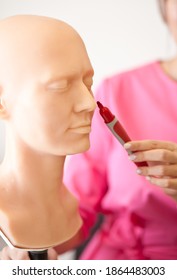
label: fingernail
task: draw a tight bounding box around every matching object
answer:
[129,154,136,161]
[124,143,131,150]
[136,169,142,174]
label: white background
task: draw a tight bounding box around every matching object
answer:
[0,0,173,161]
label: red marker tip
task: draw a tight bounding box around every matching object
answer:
[97,101,103,109]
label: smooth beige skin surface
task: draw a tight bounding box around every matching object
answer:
[0,15,96,249]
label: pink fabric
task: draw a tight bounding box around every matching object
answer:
[64,61,177,259]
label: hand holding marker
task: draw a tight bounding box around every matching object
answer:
[97,101,147,168]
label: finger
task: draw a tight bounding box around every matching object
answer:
[129,149,177,164]
[146,176,177,190]
[136,164,177,177]
[48,248,58,260]
[15,250,30,260]
[124,140,177,152]
[8,248,30,260]
[164,188,177,198]
[0,247,11,260]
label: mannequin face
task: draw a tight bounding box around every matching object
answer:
[0,16,96,155]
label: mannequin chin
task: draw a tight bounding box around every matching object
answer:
[0,15,96,249]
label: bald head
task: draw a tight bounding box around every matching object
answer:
[0,15,86,83]
[0,15,92,115]
[0,15,80,53]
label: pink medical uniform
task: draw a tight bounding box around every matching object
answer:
[64,61,177,259]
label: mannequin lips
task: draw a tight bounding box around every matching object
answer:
[69,125,91,133]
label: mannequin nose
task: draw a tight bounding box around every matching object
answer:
[74,86,96,113]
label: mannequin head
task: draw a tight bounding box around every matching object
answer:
[158,0,177,44]
[0,15,96,156]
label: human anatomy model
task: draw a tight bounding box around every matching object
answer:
[0,15,96,250]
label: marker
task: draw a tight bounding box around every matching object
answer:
[97,101,147,167]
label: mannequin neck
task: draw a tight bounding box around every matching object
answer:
[0,128,66,192]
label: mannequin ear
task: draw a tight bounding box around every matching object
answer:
[0,87,8,119]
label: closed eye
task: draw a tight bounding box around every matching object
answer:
[46,80,70,92]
